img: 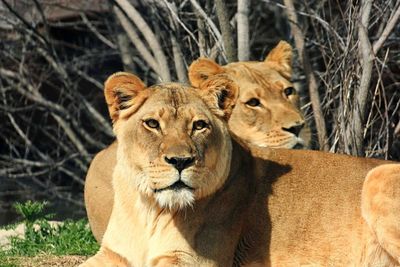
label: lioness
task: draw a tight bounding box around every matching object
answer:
[82,72,400,266]
[86,41,308,243]
[189,41,306,149]
[81,72,262,266]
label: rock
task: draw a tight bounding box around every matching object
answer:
[0,223,25,249]
[0,221,63,250]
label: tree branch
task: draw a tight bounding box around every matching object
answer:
[114,7,160,77]
[237,0,250,61]
[353,0,373,156]
[215,0,237,62]
[283,0,329,151]
[80,13,117,49]
[190,0,227,62]
[160,1,187,82]
[372,3,400,54]
[115,0,171,82]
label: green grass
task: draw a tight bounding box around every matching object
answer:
[0,201,99,265]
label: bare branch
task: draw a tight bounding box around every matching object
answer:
[237,0,250,61]
[114,7,160,77]
[116,33,136,72]
[53,114,91,163]
[352,0,374,156]
[195,10,207,57]
[115,0,171,81]
[215,0,237,62]
[160,0,199,49]
[283,0,329,151]
[160,1,188,83]
[80,13,117,49]
[82,99,114,137]
[373,3,400,54]
[190,0,227,62]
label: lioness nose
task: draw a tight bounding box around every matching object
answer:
[164,156,195,172]
[282,123,304,137]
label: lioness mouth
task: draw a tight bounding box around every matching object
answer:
[154,180,194,193]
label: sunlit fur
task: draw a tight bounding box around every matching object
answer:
[84,137,400,266]
[110,82,233,211]
[81,73,243,267]
[189,41,309,149]
[82,63,400,266]
[154,188,195,210]
[361,164,400,265]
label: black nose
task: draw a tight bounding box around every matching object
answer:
[164,156,195,172]
[282,123,304,137]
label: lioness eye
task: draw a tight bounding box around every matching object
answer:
[144,119,159,129]
[193,120,208,131]
[284,87,295,97]
[245,98,260,107]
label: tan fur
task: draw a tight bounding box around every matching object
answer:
[82,72,400,267]
[361,164,400,265]
[82,73,247,266]
[189,41,307,149]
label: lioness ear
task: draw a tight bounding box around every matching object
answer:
[264,40,293,79]
[197,75,239,121]
[188,58,224,87]
[104,72,147,123]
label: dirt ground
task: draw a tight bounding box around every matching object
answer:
[1,255,87,267]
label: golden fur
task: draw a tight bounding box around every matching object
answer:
[189,41,307,149]
[82,72,246,266]
[85,41,307,244]
[82,72,400,266]
[361,164,400,264]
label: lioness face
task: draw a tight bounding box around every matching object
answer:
[225,62,305,148]
[189,41,306,149]
[105,73,237,210]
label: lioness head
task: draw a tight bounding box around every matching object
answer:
[189,41,306,149]
[104,72,238,210]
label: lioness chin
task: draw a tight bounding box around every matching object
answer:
[82,72,400,267]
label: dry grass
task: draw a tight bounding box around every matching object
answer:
[2,255,87,267]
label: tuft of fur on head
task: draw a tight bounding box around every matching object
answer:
[154,189,195,210]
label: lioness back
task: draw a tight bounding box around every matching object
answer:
[252,148,388,266]
[84,142,116,242]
